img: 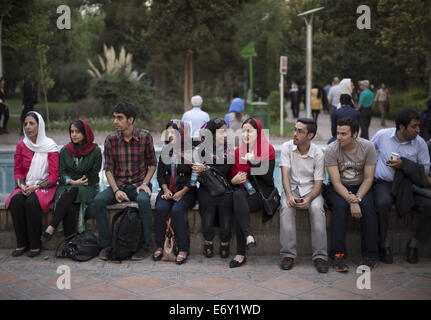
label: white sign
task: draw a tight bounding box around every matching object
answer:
[280,56,288,75]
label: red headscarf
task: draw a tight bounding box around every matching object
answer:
[65,120,97,158]
[231,118,275,177]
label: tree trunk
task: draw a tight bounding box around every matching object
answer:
[426,51,431,96]
[183,49,193,111]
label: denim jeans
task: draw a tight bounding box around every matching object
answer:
[89,185,152,248]
[326,184,378,259]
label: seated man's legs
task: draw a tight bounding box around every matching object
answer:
[279,191,298,260]
[308,194,328,261]
[127,187,152,250]
[357,188,378,261]
[326,185,349,258]
[373,181,393,248]
[411,194,431,246]
[89,187,116,248]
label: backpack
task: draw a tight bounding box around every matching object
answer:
[110,206,144,261]
[55,231,100,262]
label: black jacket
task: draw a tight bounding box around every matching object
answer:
[391,157,428,217]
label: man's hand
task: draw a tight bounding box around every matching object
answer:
[346,191,358,204]
[115,190,130,203]
[172,189,186,202]
[387,158,402,169]
[295,197,310,210]
[350,203,362,219]
[136,183,152,197]
[286,194,297,208]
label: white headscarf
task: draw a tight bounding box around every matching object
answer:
[339,78,353,96]
[23,112,59,186]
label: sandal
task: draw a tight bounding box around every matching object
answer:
[203,242,213,258]
[176,252,188,265]
[152,248,163,261]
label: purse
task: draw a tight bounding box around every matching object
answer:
[162,218,177,262]
[251,175,281,216]
[200,166,231,197]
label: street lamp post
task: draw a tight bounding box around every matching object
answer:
[298,7,324,119]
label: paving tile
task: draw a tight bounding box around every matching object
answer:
[179,272,209,282]
[111,274,175,294]
[375,287,430,300]
[64,283,132,300]
[145,285,210,300]
[0,286,30,299]
[249,272,278,282]
[26,287,69,300]
[217,284,291,300]
[0,269,25,286]
[183,275,246,295]
[9,280,42,291]
[377,264,408,273]
[258,275,322,296]
[403,276,431,290]
[298,287,366,300]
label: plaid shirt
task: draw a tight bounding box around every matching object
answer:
[104,128,157,189]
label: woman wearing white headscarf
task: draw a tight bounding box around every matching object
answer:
[5,111,59,257]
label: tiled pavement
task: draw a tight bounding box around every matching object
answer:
[0,250,430,300]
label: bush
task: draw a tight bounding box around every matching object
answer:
[63,98,105,120]
[266,90,281,122]
[89,74,155,119]
[50,63,92,102]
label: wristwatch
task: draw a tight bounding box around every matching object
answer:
[142,182,149,186]
[356,195,362,203]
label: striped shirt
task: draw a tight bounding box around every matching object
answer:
[104,128,157,189]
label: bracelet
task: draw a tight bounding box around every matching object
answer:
[114,189,120,195]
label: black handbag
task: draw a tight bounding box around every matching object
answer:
[251,176,280,216]
[55,231,100,262]
[200,166,231,197]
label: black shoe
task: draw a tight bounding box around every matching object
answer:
[41,231,53,242]
[203,242,214,258]
[280,257,294,270]
[152,249,163,261]
[27,249,41,258]
[406,242,419,264]
[220,244,230,259]
[246,238,257,250]
[11,247,28,257]
[229,256,247,268]
[378,247,393,264]
[333,254,349,273]
[175,252,188,265]
[360,259,377,270]
[98,246,112,261]
[314,258,329,273]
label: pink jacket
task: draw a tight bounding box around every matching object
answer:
[5,140,59,213]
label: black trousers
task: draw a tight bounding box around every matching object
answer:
[233,189,262,255]
[291,103,300,119]
[200,205,232,243]
[49,187,79,237]
[359,108,372,140]
[312,110,320,123]
[9,193,42,250]
[374,180,431,246]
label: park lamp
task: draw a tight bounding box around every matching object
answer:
[298,7,325,119]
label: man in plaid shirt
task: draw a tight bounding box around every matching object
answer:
[91,102,157,260]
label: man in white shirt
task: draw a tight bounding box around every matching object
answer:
[328,77,341,119]
[279,118,328,273]
[182,95,210,140]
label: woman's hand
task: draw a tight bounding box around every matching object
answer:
[23,185,40,196]
[172,189,186,202]
[161,189,173,200]
[241,151,255,163]
[192,163,205,174]
[71,176,88,186]
[231,172,247,185]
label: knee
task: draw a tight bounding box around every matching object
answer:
[136,192,151,207]
[24,195,40,211]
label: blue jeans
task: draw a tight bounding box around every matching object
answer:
[89,186,152,248]
[154,198,190,252]
[326,185,378,259]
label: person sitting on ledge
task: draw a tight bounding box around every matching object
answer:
[41,120,102,242]
[5,111,59,258]
[90,102,157,261]
[371,108,431,264]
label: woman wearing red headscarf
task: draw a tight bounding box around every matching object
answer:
[229,118,277,268]
[41,120,102,241]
